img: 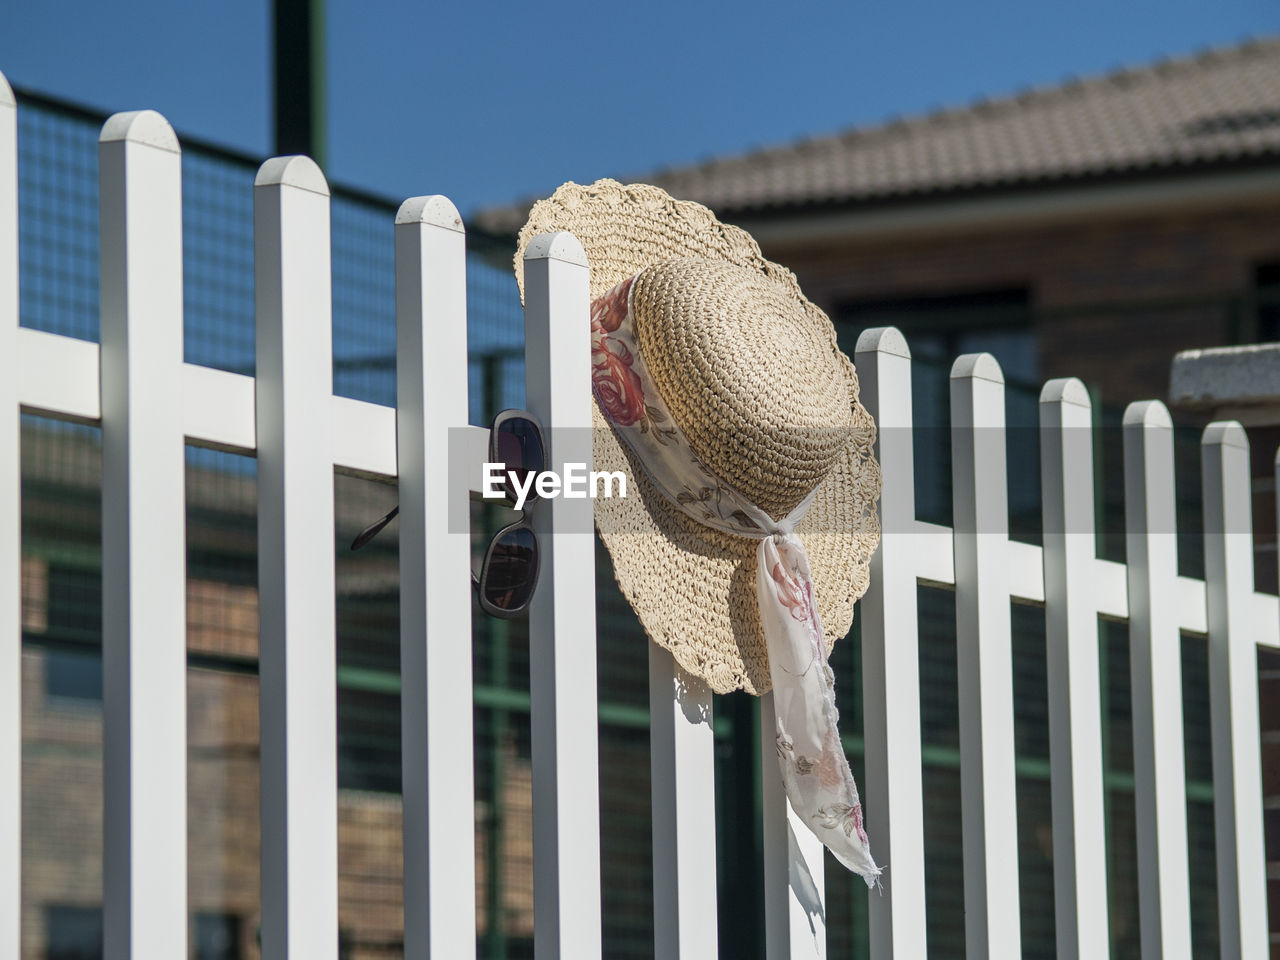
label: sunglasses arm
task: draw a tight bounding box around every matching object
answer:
[349,505,399,551]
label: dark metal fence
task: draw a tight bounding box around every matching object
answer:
[12,86,1232,960]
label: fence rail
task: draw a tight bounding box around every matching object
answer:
[1,75,1276,959]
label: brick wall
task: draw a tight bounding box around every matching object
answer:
[764,199,1280,408]
[766,195,1280,958]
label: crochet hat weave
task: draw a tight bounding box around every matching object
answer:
[516,179,880,695]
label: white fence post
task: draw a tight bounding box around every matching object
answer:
[1039,378,1109,959]
[98,110,189,960]
[1201,422,1269,960]
[649,645,719,959]
[854,327,928,960]
[254,155,339,960]
[761,694,828,959]
[0,69,19,960]
[522,232,602,960]
[1122,400,1193,960]
[11,92,1280,960]
[950,353,1021,960]
[395,196,477,959]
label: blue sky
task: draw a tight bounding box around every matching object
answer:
[2,1,1278,216]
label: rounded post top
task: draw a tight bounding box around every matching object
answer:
[524,231,588,267]
[254,155,329,196]
[1122,399,1173,429]
[0,70,13,109]
[1039,377,1091,408]
[396,195,463,231]
[1201,420,1248,450]
[855,326,910,359]
[950,352,1004,384]
[99,110,179,153]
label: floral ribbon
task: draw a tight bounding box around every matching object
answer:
[590,273,881,884]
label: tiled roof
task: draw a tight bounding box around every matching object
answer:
[474,37,1280,235]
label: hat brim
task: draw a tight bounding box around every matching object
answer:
[517,179,880,695]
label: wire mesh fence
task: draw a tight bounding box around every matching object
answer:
[12,86,1239,959]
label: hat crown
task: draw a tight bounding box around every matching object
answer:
[631,258,855,518]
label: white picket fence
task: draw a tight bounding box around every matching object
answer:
[1,76,1276,960]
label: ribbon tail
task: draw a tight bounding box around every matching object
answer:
[757,535,882,886]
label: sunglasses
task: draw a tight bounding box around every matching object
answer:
[349,409,546,619]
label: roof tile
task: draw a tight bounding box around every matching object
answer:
[475,37,1280,234]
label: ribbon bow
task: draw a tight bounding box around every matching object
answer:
[590,274,880,884]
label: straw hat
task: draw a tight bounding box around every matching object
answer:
[516,180,880,695]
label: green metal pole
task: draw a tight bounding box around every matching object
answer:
[273,0,327,169]
[1099,621,1116,959]
[486,615,510,960]
[481,353,509,960]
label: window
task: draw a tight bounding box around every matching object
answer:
[194,913,242,960]
[835,287,1038,532]
[43,647,102,703]
[836,287,1036,384]
[44,905,101,960]
[41,564,105,705]
[45,564,102,646]
[42,907,244,960]
[337,686,401,793]
[1256,261,1280,342]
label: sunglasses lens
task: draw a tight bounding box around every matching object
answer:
[495,416,544,503]
[481,525,538,614]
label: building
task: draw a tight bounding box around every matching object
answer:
[14,36,1280,960]
[480,38,1280,410]
[477,36,1280,958]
